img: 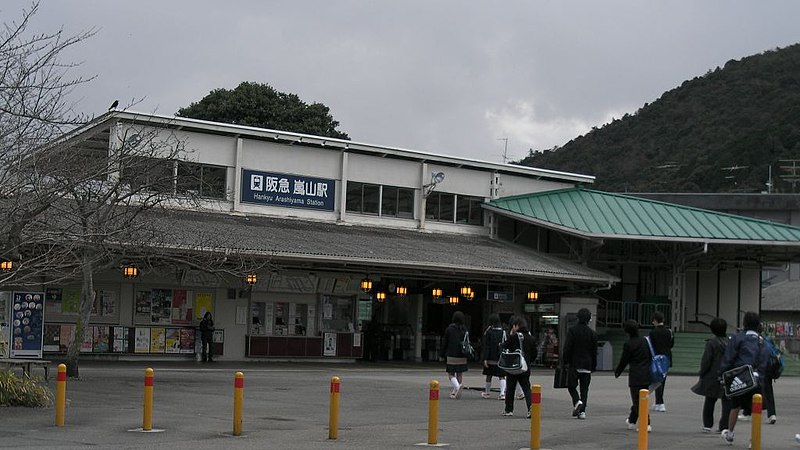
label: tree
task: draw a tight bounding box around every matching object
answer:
[177,81,349,139]
[0,5,269,377]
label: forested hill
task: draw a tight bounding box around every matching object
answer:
[517,44,800,193]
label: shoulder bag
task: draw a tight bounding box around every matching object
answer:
[460,330,475,360]
[722,337,762,398]
[498,333,528,375]
[645,336,670,385]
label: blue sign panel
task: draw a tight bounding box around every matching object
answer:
[10,291,45,358]
[241,169,336,211]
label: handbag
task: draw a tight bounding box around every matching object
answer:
[498,333,528,375]
[553,365,578,389]
[460,330,475,360]
[645,336,670,384]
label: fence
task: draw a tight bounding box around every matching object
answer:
[597,299,671,329]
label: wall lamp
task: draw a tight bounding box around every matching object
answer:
[122,265,139,278]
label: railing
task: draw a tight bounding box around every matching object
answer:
[597,298,672,329]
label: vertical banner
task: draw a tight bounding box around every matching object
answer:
[323,332,337,357]
[10,291,45,358]
[194,293,213,321]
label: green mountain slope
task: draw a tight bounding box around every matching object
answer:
[518,44,800,193]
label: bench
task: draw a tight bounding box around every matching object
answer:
[0,358,51,380]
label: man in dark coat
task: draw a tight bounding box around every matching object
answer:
[199,312,215,362]
[615,320,652,432]
[649,311,673,412]
[562,308,597,419]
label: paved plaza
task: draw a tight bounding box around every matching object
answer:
[1,361,799,449]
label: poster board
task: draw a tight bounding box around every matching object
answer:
[0,291,9,358]
[10,291,45,358]
[323,332,337,356]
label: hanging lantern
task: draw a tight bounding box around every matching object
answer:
[396,285,408,296]
[527,290,539,302]
[432,287,443,299]
[122,265,139,278]
[360,278,373,292]
[448,295,459,305]
[376,291,386,302]
[466,291,475,300]
[0,260,12,272]
[459,284,472,296]
[245,273,258,285]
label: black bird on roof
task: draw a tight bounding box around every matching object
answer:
[108,100,119,111]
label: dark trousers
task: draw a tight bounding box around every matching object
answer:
[201,337,213,361]
[762,378,775,416]
[655,377,666,404]
[505,372,532,414]
[628,385,650,425]
[567,372,592,411]
[703,396,730,430]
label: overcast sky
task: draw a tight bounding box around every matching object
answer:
[7,1,800,163]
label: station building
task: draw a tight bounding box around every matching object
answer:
[3,111,800,364]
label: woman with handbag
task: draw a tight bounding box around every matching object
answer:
[719,311,772,446]
[614,319,652,432]
[480,313,507,400]
[500,316,537,417]
[690,317,730,433]
[440,310,469,399]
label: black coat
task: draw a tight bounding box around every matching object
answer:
[720,331,771,376]
[481,326,505,362]
[440,323,467,359]
[649,325,674,366]
[199,317,214,341]
[693,335,728,398]
[563,322,598,372]
[615,335,651,387]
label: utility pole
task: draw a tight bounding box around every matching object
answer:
[497,138,509,163]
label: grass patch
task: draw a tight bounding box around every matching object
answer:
[0,370,53,407]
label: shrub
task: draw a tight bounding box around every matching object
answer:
[0,370,53,407]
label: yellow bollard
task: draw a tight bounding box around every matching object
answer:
[55,364,67,427]
[427,380,439,445]
[328,376,340,440]
[751,394,762,450]
[233,372,244,436]
[530,384,542,450]
[638,389,649,450]
[143,368,154,431]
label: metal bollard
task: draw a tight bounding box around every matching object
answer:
[55,364,67,427]
[638,389,649,450]
[328,376,340,440]
[143,368,154,431]
[751,393,762,450]
[530,384,542,450]
[427,380,439,445]
[233,372,244,436]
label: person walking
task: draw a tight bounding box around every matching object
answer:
[690,317,730,433]
[762,332,780,424]
[562,308,597,419]
[501,316,537,418]
[719,311,772,446]
[649,311,673,412]
[199,311,215,362]
[440,311,469,399]
[480,313,507,400]
[615,319,652,432]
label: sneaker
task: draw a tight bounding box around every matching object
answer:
[738,412,750,422]
[626,418,636,430]
[578,412,586,420]
[449,392,457,399]
[767,414,776,424]
[481,392,491,399]
[654,404,666,412]
[701,427,712,433]
[573,400,583,417]
[526,409,531,419]
[721,429,734,445]
[502,411,513,416]
[454,385,464,399]
[516,392,525,400]
[794,433,800,443]
[498,394,506,400]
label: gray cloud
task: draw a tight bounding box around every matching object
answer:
[7,0,800,162]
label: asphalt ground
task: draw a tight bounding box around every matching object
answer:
[1,361,799,449]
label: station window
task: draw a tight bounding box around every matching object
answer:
[427,192,484,225]
[346,181,414,218]
[176,162,227,199]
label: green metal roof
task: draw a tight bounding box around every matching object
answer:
[485,187,800,245]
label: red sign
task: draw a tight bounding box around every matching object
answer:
[330,382,340,393]
[532,392,541,404]
[429,390,439,401]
